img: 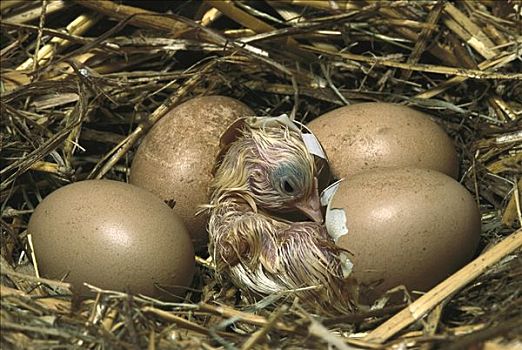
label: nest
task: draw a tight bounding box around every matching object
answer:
[1,1,521,349]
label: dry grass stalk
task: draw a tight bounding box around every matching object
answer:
[502,179,522,227]
[364,228,522,344]
[72,0,190,34]
[240,305,287,350]
[303,45,522,80]
[442,2,498,59]
[142,306,221,337]
[3,0,68,24]
[400,1,445,80]
[0,0,26,12]
[277,0,359,11]
[16,13,101,71]
[199,302,299,333]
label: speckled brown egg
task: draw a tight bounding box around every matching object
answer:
[308,103,459,178]
[325,168,480,303]
[28,180,195,300]
[130,96,254,249]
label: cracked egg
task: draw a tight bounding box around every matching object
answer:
[323,167,481,303]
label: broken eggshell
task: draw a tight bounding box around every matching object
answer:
[323,168,481,303]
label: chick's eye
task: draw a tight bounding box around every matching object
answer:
[272,165,301,195]
[282,179,295,194]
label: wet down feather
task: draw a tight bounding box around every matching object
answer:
[206,116,356,315]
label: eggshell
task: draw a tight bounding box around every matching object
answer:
[326,168,481,303]
[308,103,459,178]
[28,180,195,300]
[130,96,254,249]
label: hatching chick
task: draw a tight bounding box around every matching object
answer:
[207,117,354,314]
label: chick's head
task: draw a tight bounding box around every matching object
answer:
[211,121,323,222]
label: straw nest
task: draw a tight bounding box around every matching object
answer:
[1,1,521,349]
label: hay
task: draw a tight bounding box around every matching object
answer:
[1,1,521,348]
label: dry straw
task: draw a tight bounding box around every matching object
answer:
[1,1,520,349]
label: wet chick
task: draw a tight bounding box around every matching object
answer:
[207,116,354,314]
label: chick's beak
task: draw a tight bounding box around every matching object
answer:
[294,177,323,223]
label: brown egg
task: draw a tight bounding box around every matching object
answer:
[28,180,195,300]
[308,103,459,178]
[130,96,254,249]
[324,168,480,303]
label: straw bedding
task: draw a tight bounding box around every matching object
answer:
[1,1,521,349]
